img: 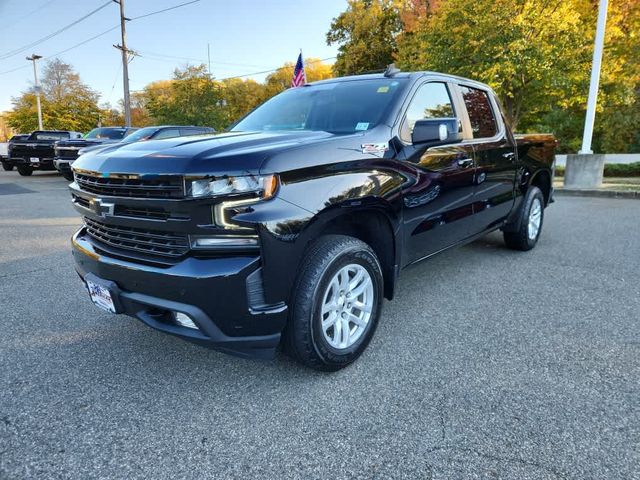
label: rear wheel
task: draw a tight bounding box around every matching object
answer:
[503,186,544,251]
[1,161,13,171]
[17,165,33,176]
[284,235,383,371]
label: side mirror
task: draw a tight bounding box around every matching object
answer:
[411,118,463,145]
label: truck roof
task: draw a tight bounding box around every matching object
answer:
[308,71,494,93]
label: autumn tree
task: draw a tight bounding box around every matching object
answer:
[6,58,101,132]
[263,58,334,98]
[327,0,404,76]
[139,60,333,130]
[143,65,227,130]
[396,0,591,131]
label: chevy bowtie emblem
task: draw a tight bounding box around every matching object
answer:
[89,198,115,217]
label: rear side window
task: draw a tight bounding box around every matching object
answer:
[153,128,180,140]
[401,82,454,142]
[460,86,497,138]
[180,128,209,136]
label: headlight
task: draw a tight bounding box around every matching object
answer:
[186,174,278,199]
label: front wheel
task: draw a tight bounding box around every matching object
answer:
[1,161,13,171]
[503,186,544,251]
[17,165,33,176]
[284,235,383,371]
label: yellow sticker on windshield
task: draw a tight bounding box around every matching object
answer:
[377,86,390,93]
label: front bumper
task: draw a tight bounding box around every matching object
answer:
[54,158,73,173]
[13,156,55,170]
[72,229,288,359]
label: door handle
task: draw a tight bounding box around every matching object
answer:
[457,158,473,168]
[502,152,516,162]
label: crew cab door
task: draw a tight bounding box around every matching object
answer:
[398,81,477,263]
[457,85,518,232]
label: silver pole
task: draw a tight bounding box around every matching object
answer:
[27,54,43,130]
[579,0,609,154]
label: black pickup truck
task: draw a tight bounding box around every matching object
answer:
[1,134,29,171]
[69,70,555,370]
[54,127,137,181]
[11,130,82,176]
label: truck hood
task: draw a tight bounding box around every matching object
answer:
[57,138,120,148]
[72,130,339,176]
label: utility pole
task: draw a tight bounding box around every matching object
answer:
[579,0,608,154]
[114,0,132,127]
[26,54,43,130]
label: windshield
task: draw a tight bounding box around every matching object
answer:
[232,78,408,134]
[121,127,159,143]
[84,127,128,140]
[30,131,69,141]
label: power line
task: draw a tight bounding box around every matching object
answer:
[0,25,120,75]
[0,0,204,75]
[4,0,58,31]
[0,1,113,60]
[217,57,337,81]
[130,0,201,20]
[135,49,272,69]
[129,56,337,93]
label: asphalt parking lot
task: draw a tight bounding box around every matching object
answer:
[0,169,638,480]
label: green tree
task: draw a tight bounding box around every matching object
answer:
[6,58,101,133]
[220,78,269,125]
[395,0,640,152]
[396,0,590,131]
[143,65,227,130]
[327,0,404,76]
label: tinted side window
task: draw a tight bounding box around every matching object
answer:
[460,86,497,138]
[401,82,454,142]
[180,128,207,136]
[153,128,181,140]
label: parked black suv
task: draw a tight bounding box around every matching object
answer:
[1,134,29,171]
[54,127,137,181]
[69,71,555,370]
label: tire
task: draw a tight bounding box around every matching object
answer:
[62,171,74,182]
[284,235,384,371]
[1,161,13,172]
[17,165,33,176]
[503,186,544,251]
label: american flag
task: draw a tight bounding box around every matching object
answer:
[291,52,306,88]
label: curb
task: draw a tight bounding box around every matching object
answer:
[555,188,640,200]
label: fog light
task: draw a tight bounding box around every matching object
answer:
[174,312,198,329]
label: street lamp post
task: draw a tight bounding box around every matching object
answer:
[579,0,609,154]
[564,0,609,189]
[26,54,43,130]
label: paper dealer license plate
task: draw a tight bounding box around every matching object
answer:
[86,280,116,313]
[29,157,39,163]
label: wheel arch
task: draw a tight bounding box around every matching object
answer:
[310,206,399,301]
[529,168,552,206]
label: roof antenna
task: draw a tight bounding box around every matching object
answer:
[384,63,401,77]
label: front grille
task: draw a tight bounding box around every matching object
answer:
[114,205,170,221]
[84,217,189,258]
[75,173,184,199]
[56,148,80,159]
[73,195,90,209]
